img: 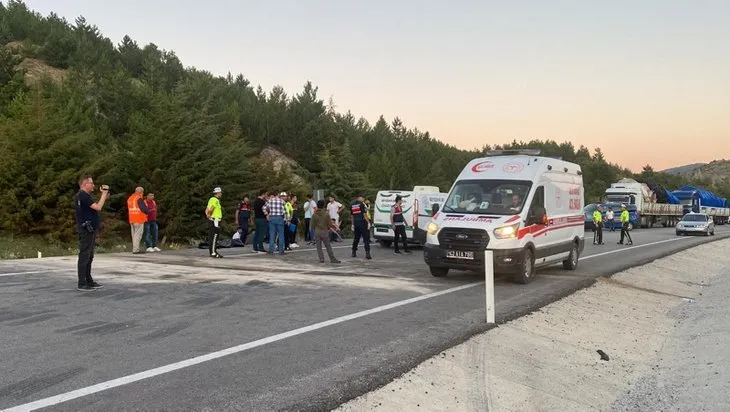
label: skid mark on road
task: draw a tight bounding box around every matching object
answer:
[54,321,107,334]
[7,313,60,327]
[0,310,54,323]
[73,322,136,336]
[139,321,194,342]
[217,295,243,307]
[0,367,87,400]
[181,295,223,307]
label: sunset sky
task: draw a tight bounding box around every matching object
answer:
[24,0,730,171]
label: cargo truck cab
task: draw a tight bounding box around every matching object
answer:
[423,150,585,284]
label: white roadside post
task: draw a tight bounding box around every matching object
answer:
[484,250,495,323]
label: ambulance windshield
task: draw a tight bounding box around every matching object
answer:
[442,179,532,215]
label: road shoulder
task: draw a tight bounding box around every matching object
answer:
[335,238,730,412]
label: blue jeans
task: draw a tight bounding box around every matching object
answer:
[268,216,285,255]
[144,221,158,248]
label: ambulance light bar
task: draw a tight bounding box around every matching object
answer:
[486,149,541,156]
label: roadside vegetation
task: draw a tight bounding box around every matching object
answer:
[1,0,727,258]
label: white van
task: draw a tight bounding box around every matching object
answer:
[414,192,448,245]
[373,186,440,247]
[424,149,585,284]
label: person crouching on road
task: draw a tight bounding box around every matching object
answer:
[312,200,341,264]
[206,186,224,258]
[618,204,633,246]
[127,186,149,254]
[592,205,604,245]
[350,194,372,259]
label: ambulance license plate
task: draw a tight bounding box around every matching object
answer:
[446,250,474,260]
[376,228,388,233]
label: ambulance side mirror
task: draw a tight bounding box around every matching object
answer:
[431,203,440,216]
[527,210,547,226]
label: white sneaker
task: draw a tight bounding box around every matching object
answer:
[153,247,161,252]
[291,243,299,248]
[146,247,155,252]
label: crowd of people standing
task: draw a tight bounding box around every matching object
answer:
[74,176,423,291]
[224,189,370,261]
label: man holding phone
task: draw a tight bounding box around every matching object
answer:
[74,176,109,291]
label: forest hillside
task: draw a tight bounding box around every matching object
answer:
[0,0,725,244]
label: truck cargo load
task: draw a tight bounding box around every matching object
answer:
[604,178,684,228]
[672,186,729,224]
[677,186,727,208]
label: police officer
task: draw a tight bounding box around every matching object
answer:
[592,205,604,245]
[618,204,634,246]
[205,186,224,258]
[350,194,372,259]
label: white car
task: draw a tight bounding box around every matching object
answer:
[676,213,715,236]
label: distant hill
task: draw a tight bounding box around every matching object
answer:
[689,160,730,185]
[662,163,707,175]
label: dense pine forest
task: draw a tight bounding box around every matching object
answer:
[0,0,725,246]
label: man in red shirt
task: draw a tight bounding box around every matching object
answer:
[144,192,160,252]
[235,195,252,246]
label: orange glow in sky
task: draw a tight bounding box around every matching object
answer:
[26,0,730,172]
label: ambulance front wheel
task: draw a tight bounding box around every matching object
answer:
[429,266,449,277]
[562,242,579,270]
[513,247,535,284]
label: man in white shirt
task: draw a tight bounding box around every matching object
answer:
[303,195,317,245]
[605,207,615,232]
[327,195,343,242]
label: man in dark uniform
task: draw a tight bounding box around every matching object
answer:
[74,175,109,291]
[350,194,372,260]
[235,195,251,246]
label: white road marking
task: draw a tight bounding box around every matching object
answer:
[0,282,481,412]
[0,270,73,278]
[0,235,707,411]
[580,237,688,260]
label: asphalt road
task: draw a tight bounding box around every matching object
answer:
[1,226,729,411]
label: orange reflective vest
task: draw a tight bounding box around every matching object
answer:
[127,193,147,224]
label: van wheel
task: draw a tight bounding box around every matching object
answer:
[379,240,392,248]
[513,248,535,284]
[562,243,579,270]
[429,266,449,277]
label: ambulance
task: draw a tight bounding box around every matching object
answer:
[373,186,441,247]
[423,149,585,284]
